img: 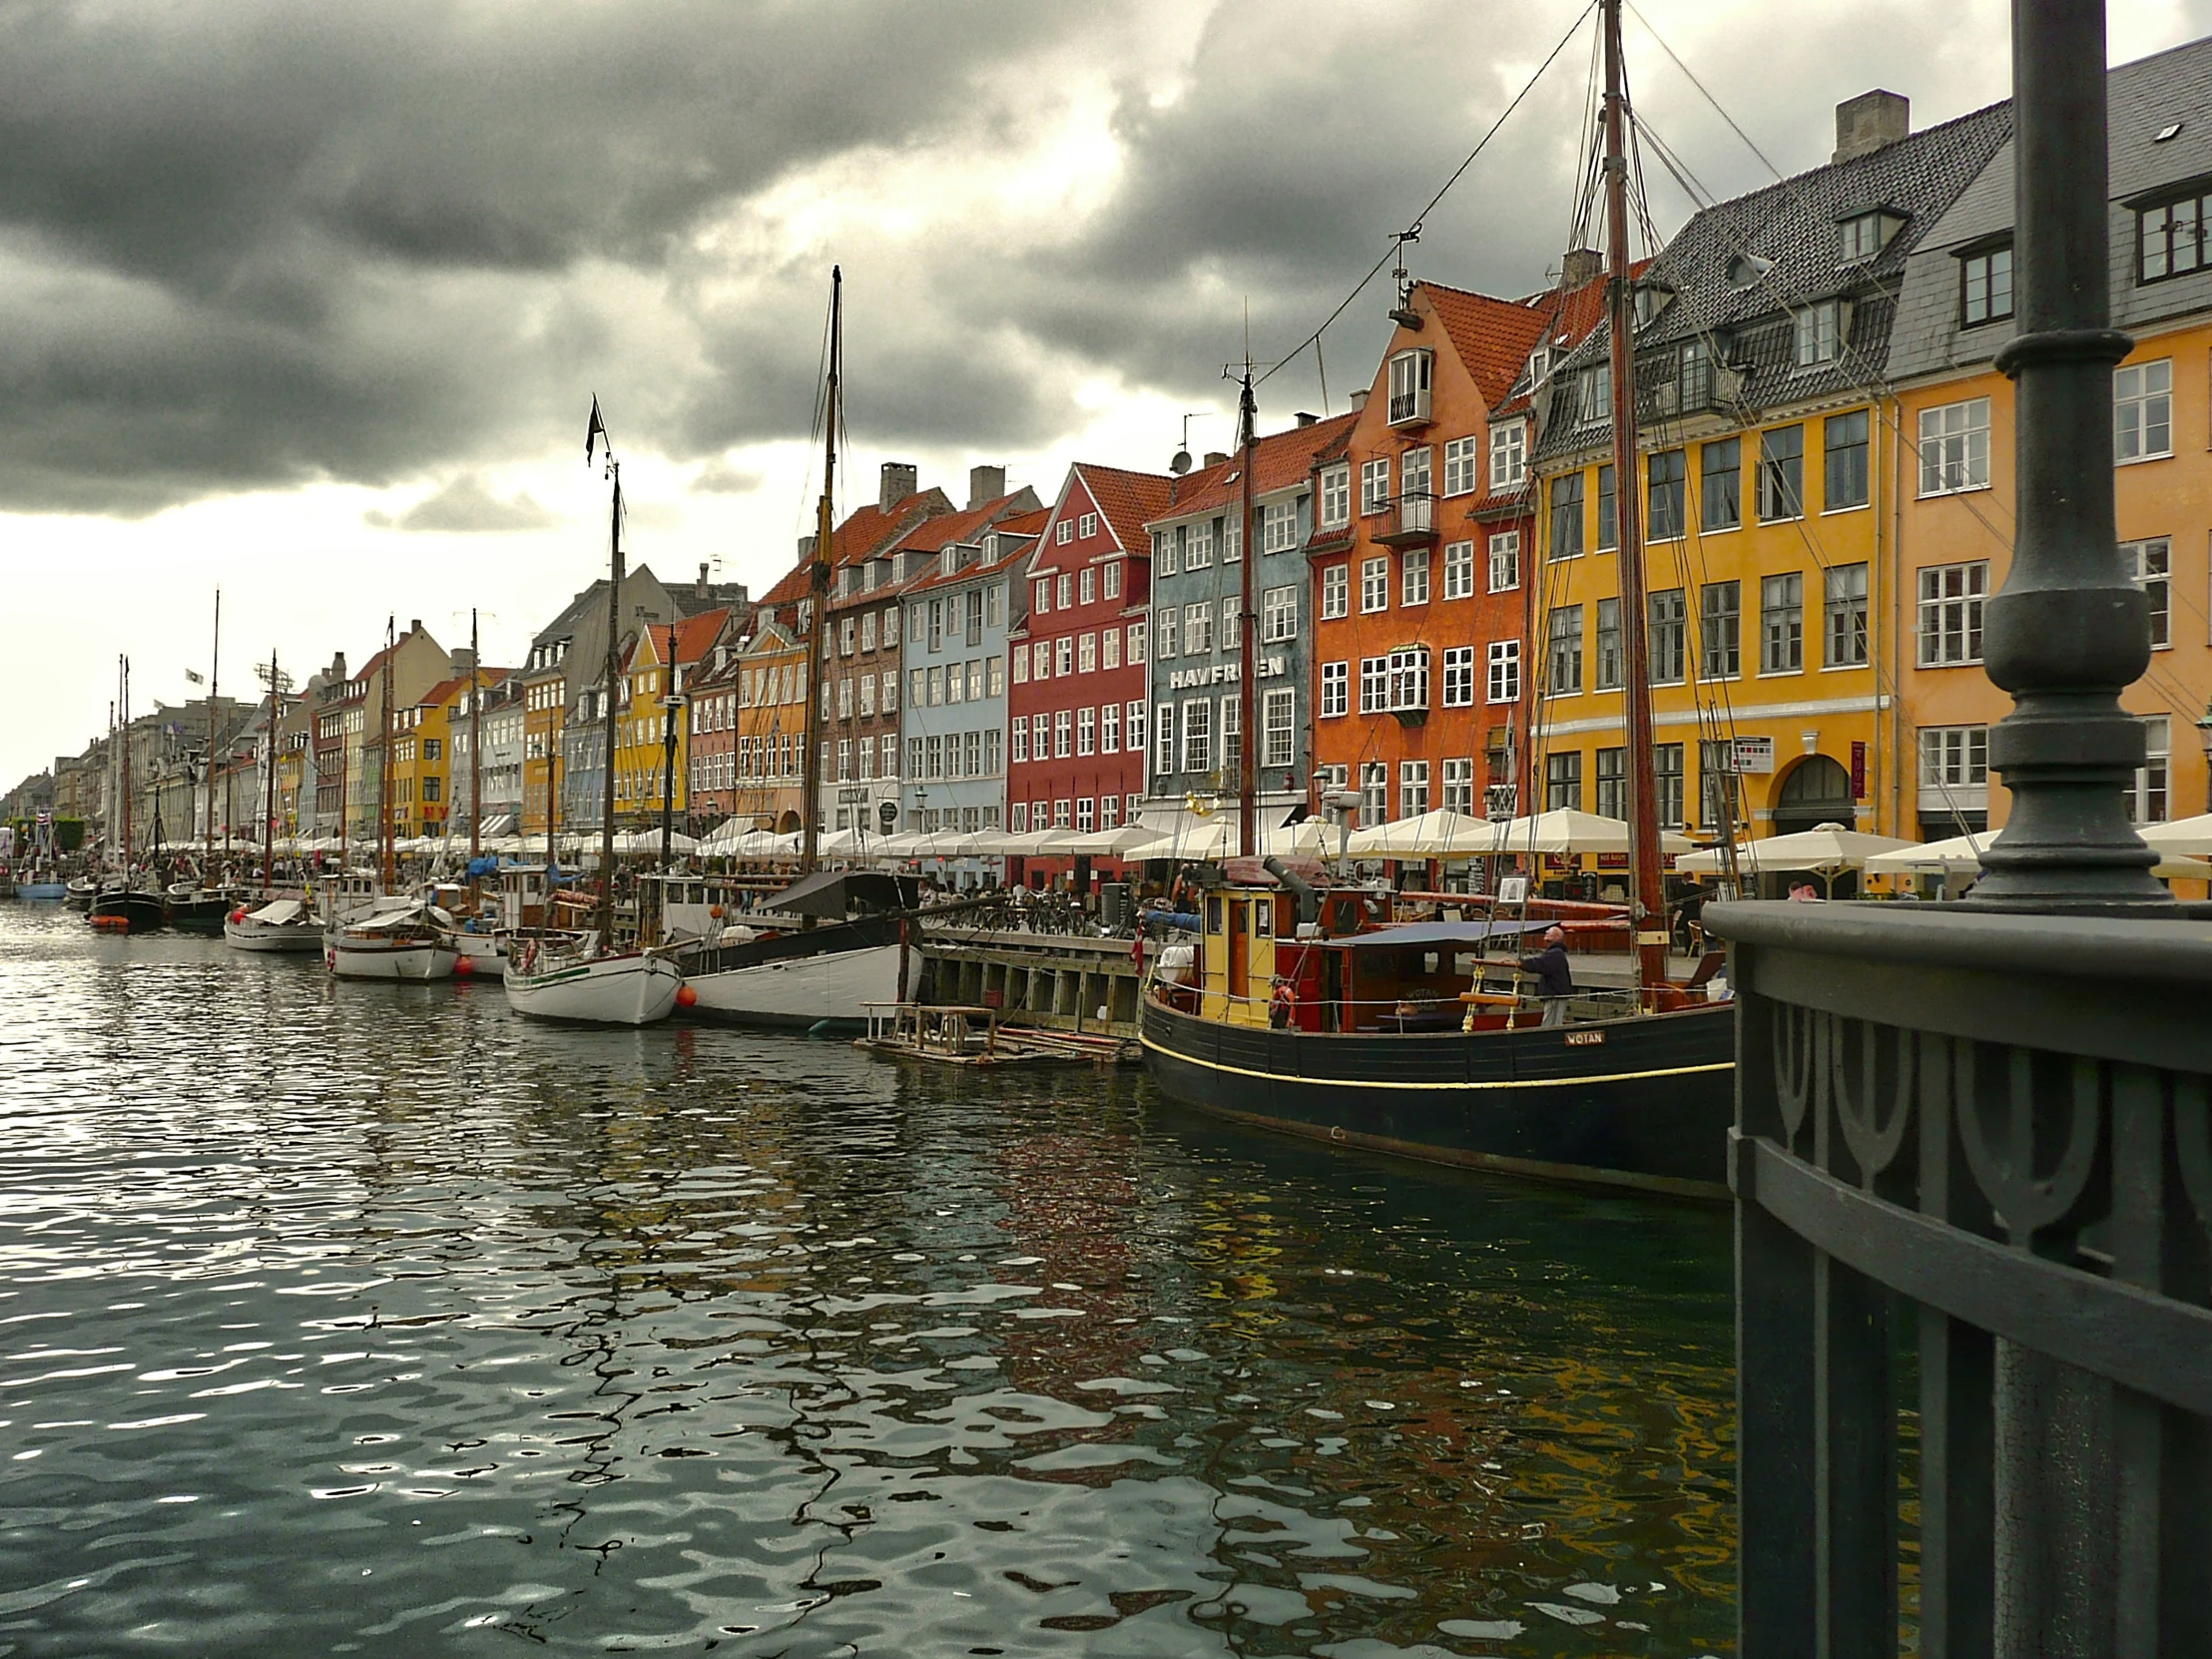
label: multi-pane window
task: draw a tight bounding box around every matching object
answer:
[1594,748,1626,821]
[1960,244,2013,325]
[1078,633,1096,674]
[1011,718,1028,764]
[1074,797,1095,832]
[1400,446,1432,511]
[1487,640,1520,704]
[1794,300,1843,366]
[1321,564,1349,619]
[1545,751,1582,812]
[1361,457,1391,515]
[1443,435,1480,496]
[1153,704,1174,775]
[1761,573,1804,673]
[1577,361,1610,425]
[1758,426,1805,521]
[1701,438,1742,531]
[1361,762,1388,825]
[1361,556,1389,613]
[1825,563,1870,667]
[1320,661,1349,718]
[2124,537,2171,647]
[1031,712,1049,761]
[1154,528,1177,575]
[1187,519,1214,570]
[1126,702,1145,755]
[1128,621,1146,664]
[2138,189,2211,281]
[1053,710,1072,759]
[1398,760,1429,820]
[1489,421,1527,490]
[1054,637,1073,678]
[2132,716,2171,825]
[1920,725,1988,797]
[1320,464,1351,528]
[1184,602,1214,655]
[1441,645,1476,707]
[1262,585,1299,642]
[1220,603,1240,654]
[1442,758,1475,816]
[1839,213,1885,262]
[1550,472,1585,559]
[1489,530,1521,592]
[1547,605,1584,695]
[1057,574,1073,609]
[1596,462,1618,552]
[1701,581,1742,679]
[1401,548,1429,606]
[1386,647,1429,712]
[1080,567,1096,606]
[1594,597,1622,691]
[1262,500,1299,554]
[1359,657,1389,715]
[1920,398,1991,495]
[1918,561,1989,666]
[2115,360,2173,462]
[1100,702,1120,753]
[1442,539,1475,601]
[1654,744,1685,829]
[1102,562,1120,599]
[1647,449,1686,541]
[1263,689,1296,770]
[1388,348,1433,423]
[1156,606,1177,659]
[1650,588,1687,684]
[1824,409,1870,510]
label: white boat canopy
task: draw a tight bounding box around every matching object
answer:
[1675,823,1915,875]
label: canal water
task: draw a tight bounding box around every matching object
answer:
[0,905,1734,1656]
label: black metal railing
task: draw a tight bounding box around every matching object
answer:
[1709,900,2212,1656]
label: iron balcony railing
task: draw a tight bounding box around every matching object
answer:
[1707,899,2212,1656]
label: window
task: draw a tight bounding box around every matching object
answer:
[859,611,877,653]
[1758,426,1805,521]
[1386,647,1429,712]
[1920,725,1989,801]
[1155,528,1177,576]
[1102,561,1121,600]
[1181,700,1212,773]
[1489,421,1527,491]
[985,728,1000,775]
[1010,650,1027,687]
[1442,645,1475,707]
[1263,689,1296,770]
[1549,472,1585,559]
[858,675,874,717]
[1128,621,1146,664]
[1079,567,1096,606]
[1701,581,1742,679]
[1487,641,1521,704]
[1361,556,1389,613]
[1655,744,1685,829]
[1547,605,1583,696]
[1053,710,1072,759]
[1053,800,1071,829]
[1839,212,1885,262]
[1545,751,1582,812]
[1387,347,1432,423]
[2132,716,2171,824]
[1442,435,1479,497]
[1077,707,1095,756]
[1184,602,1214,655]
[986,658,1003,698]
[1156,607,1177,660]
[987,583,1004,626]
[1647,448,1686,541]
[1398,760,1429,820]
[1263,585,1298,642]
[1825,564,1870,667]
[1360,457,1391,517]
[2137,189,2210,281]
[1961,244,2014,325]
[1100,702,1120,753]
[1221,603,1240,654]
[2115,359,2173,462]
[1401,547,1430,606]
[1079,512,1099,538]
[1010,802,1029,832]
[1321,464,1351,528]
[1127,702,1145,755]
[1401,445,1432,511]
[1576,360,1611,425]
[1794,300,1843,366]
[1321,661,1349,718]
[1011,718,1028,764]
[1918,561,1989,666]
[1442,758,1474,816]
[1100,795,1118,829]
[1920,398,1991,495]
[836,738,851,782]
[1187,519,1214,570]
[1074,797,1095,832]
[1078,632,1096,674]
[1224,513,1244,565]
[1359,656,1388,715]
[1031,712,1048,759]
[2124,537,2171,647]
[1594,747,1626,821]
[1761,573,1804,673]
[1102,630,1120,670]
[1650,588,1687,684]
[1056,519,1073,545]
[1153,702,1174,774]
[1360,761,1387,825]
[1322,564,1350,619]
[1594,597,1622,691]
[1596,462,1618,552]
[1262,500,1299,554]
[1057,574,1074,610]
[1701,437,1742,531]
[1488,530,1521,593]
[1442,539,1475,601]
[1818,408,1872,513]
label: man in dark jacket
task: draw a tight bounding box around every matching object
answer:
[1518,924,1575,1027]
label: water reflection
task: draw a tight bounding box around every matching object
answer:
[0,908,1733,1655]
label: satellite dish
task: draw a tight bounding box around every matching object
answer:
[1170,448,1192,476]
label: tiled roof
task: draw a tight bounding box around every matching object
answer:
[1068,463,1179,559]
[757,487,955,609]
[1488,264,1641,420]
[1143,411,1359,527]
[1422,284,1553,407]
[417,668,510,710]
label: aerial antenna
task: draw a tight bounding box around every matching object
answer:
[1170,412,1204,476]
[1389,223,1424,326]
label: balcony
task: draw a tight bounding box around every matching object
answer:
[1374,491,1437,548]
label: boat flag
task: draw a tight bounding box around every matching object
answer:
[184,668,205,685]
[586,396,608,465]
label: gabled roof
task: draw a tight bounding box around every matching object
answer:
[1143,411,1358,531]
[899,513,1045,598]
[757,486,954,610]
[1051,463,1178,566]
[1421,283,1555,407]
[416,668,510,711]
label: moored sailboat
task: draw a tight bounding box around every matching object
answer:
[225,896,323,952]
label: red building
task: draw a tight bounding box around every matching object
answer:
[1005,463,1176,857]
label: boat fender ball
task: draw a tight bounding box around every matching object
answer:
[675,983,699,1008]
[229,908,247,923]
[453,954,474,975]
[709,905,723,919]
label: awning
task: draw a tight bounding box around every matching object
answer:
[759,868,918,919]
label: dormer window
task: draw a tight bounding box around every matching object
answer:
[1959,241,2014,325]
[1576,360,1611,424]
[1632,280,1674,327]
[1526,345,1552,386]
[1726,253,1774,290]
[1838,211,1901,262]
[1794,300,1848,367]
[940,546,958,577]
[1387,348,1433,424]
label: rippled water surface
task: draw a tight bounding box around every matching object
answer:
[0,906,1734,1656]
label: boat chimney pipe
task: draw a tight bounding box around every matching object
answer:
[1263,855,1321,925]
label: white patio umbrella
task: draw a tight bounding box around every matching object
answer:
[1120,818,1333,861]
[1479,809,1695,857]
[1345,808,1496,858]
[1055,824,1166,857]
[908,830,986,858]
[987,827,1083,857]
[1866,830,2212,882]
[2139,813,2212,857]
[1675,824,1914,876]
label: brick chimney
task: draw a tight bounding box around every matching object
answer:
[1834,90,1909,163]
[1560,248,1602,287]
[879,461,918,512]
[798,534,818,560]
[1295,411,1319,427]
[696,562,709,599]
[408,618,422,637]
[967,464,1006,510]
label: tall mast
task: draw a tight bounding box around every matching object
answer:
[598,430,624,944]
[263,652,279,894]
[205,589,220,870]
[801,266,841,875]
[1601,0,1666,995]
[1236,366,1259,858]
[660,621,679,879]
[120,658,133,872]
[469,608,483,862]
[379,614,396,892]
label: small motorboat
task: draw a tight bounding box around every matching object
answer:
[13,876,68,901]
[503,932,683,1025]
[89,884,168,933]
[327,903,459,981]
[224,897,323,954]
[65,876,98,910]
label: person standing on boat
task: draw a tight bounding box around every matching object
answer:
[1518,925,1575,1027]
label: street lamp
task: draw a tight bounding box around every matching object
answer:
[2196,699,2212,813]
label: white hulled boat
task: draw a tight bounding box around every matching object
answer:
[327,903,459,981]
[503,932,683,1024]
[225,897,323,953]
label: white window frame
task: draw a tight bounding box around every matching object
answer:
[1262,584,1299,643]
[1400,547,1429,607]
[1918,560,1989,668]
[1320,661,1349,719]
[1320,464,1351,529]
[1919,398,1991,497]
[1488,421,1527,491]
[1486,640,1521,705]
[1360,457,1391,516]
[2123,536,2171,648]
[1441,644,1475,708]
[2115,359,2174,464]
[1488,530,1521,593]
[1443,435,1480,498]
[1321,564,1349,620]
[1360,556,1389,614]
[1442,539,1475,601]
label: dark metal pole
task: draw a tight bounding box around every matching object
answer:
[1236,368,1258,859]
[1972,0,2168,911]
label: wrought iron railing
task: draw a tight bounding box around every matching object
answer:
[1709,899,2212,1655]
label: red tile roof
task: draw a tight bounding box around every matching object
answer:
[758,486,955,608]
[1066,463,1178,558]
[416,667,510,710]
[1422,283,1554,408]
[1141,411,1359,526]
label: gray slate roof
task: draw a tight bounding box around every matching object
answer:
[1891,34,2212,382]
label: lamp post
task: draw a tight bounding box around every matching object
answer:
[2197,700,2212,814]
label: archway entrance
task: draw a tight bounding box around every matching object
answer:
[1772,754,1856,837]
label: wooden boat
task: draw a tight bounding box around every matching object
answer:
[502,933,682,1024]
[13,878,67,901]
[224,896,323,953]
[326,904,459,980]
[167,883,238,934]
[65,876,97,909]
[89,884,168,933]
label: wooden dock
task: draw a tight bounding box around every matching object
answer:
[912,924,1146,1040]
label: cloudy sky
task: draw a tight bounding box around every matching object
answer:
[5,0,2209,790]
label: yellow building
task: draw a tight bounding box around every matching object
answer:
[612,608,731,828]
[1526,92,2012,866]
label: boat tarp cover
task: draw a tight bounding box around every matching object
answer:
[760,869,917,919]
[247,899,306,924]
[1332,919,1553,950]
